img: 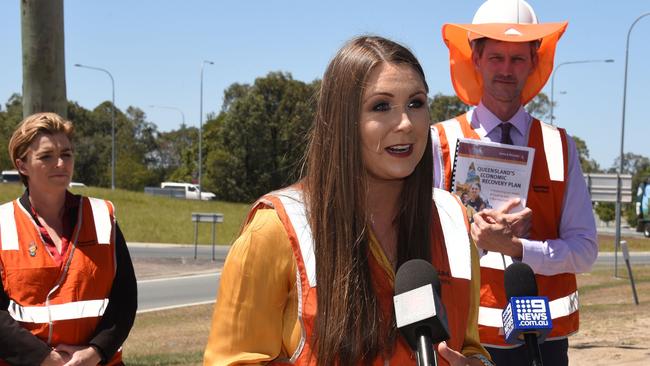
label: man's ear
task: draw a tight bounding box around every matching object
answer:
[530,50,539,76]
[472,50,481,71]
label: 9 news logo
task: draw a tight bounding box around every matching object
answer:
[514,298,550,326]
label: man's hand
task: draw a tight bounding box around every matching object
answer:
[482,198,532,238]
[40,350,68,366]
[471,198,532,258]
[54,344,101,366]
[437,342,490,366]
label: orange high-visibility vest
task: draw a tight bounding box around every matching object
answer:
[0,196,122,365]
[245,186,473,365]
[432,112,578,348]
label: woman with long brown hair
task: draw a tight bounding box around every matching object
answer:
[204,36,492,366]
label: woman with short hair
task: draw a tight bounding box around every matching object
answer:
[0,112,137,366]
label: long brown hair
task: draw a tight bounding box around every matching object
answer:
[303,36,433,365]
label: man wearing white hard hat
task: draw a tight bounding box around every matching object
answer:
[431,0,598,365]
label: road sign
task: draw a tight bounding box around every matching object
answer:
[584,173,632,203]
[191,212,224,260]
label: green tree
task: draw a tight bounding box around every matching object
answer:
[157,126,198,180]
[573,136,600,173]
[525,92,552,121]
[66,101,109,186]
[114,106,160,190]
[204,72,317,202]
[0,95,25,170]
[594,202,615,226]
[429,93,469,123]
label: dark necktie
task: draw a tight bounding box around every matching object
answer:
[500,123,513,145]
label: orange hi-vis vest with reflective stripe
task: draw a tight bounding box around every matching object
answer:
[432,112,578,348]
[0,196,122,365]
[246,186,473,365]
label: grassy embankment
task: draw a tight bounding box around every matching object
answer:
[0,184,251,245]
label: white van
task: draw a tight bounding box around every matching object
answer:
[160,182,216,201]
[1,170,21,183]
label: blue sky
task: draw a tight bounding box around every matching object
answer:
[1,1,648,169]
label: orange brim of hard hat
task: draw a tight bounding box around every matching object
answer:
[442,22,568,106]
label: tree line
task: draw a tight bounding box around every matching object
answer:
[1,71,647,225]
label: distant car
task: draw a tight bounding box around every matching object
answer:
[69,182,87,188]
[160,182,216,200]
[1,170,21,183]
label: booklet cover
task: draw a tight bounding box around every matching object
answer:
[451,138,535,215]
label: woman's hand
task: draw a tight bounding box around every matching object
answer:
[39,350,68,366]
[437,342,489,366]
[54,344,101,366]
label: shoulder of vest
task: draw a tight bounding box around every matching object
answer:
[532,118,568,137]
[83,196,116,218]
[83,196,113,205]
[0,201,17,229]
[433,188,463,210]
[437,115,465,128]
[0,200,15,211]
[259,186,303,205]
[433,187,453,199]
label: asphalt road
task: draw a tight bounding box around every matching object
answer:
[132,243,650,312]
[129,243,231,261]
[137,272,220,313]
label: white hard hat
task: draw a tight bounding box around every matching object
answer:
[472,0,538,25]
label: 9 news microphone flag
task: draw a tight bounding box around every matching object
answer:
[502,262,552,366]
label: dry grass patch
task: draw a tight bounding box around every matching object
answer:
[598,234,650,252]
[123,304,214,365]
[569,265,650,365]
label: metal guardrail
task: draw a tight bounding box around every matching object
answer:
[144,186,185,199]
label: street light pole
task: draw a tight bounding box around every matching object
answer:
[549,59,614,125]
[74,63,116,190]
[199,60,214,197]
[149,104,186,127]
[614,13,650,277]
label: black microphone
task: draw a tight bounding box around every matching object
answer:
[394,259,449,366]
[503,262,551,366]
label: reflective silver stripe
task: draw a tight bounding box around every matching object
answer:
[88,198,111,244]
[478,291,580,327]
[8,298,109,323]
[276,189,474,284]
[549,290,579,318]
[478,306,504,327]
[539,122,564,182]
[431,126,445,188]
[290,266,306,363]
[275,188,316,288]
[433,189,471,280]
[264,188,310,363]
[0,201,18,250]
[439,118,464,170]
[480,251,513,271]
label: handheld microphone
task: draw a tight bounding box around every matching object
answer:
[502,262,552,366]
[394,259,449,366]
